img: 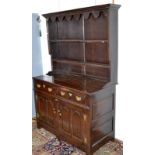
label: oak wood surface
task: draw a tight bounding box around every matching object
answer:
[33,3,121,155]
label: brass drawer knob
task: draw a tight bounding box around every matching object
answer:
[59,113,62,117]
[43,84,46,88]
[68,92,73,97]
[55,99,58,102]
[76,96,82,101]
[37,84,41,88]
[48,88,52,92]
[57,109,61,113]
[60,91,65,96]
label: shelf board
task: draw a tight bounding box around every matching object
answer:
[53,59,110,68]
[49,39,108,43]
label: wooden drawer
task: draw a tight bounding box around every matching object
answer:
[57,88,86,104]
[34,80,56,95]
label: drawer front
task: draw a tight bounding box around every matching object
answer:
[34,80,56,95]
[33,79,89,108]
[57,88,86,104]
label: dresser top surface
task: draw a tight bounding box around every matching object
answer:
[33,74,113,94]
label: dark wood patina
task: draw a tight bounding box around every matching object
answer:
[33,4,121,155]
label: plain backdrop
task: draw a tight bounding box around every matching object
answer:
[0,0,155,155]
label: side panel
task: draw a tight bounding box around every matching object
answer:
[90,85,116,152]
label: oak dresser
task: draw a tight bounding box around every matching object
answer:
[33,3,121,155]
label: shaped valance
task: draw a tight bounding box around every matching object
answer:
[46,10,107,22]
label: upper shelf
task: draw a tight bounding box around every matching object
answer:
[49,39,108,43]
[53,59,110,68]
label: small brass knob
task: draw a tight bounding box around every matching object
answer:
[55,99,58,102]
[68,92,73,97]
[53,110,56,114]
[59,113,62,117]
[37,84,41,88]
[43,84,46,88]
[57,109,61,113]
[76,96,82,101]
[60,91,65,96]
[48,88,52,92]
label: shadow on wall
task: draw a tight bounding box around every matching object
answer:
[32,13,43,117]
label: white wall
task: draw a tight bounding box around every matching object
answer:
[32,13,43,116]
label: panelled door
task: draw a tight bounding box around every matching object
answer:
[58,101,72,137]
[35,92,47,122]
[47,96,58,128]
[57,100,89,146]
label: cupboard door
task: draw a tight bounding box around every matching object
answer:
[36,93,47,122]
[58,102,72,136]
[72,109,83,140]
[47,97,57,128]
[71,107,89,146]
[57,100,89,146]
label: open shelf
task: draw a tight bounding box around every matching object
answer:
[49,39,108,43]
[45,5,112,81]
[53,59,110,68]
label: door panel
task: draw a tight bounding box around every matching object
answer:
[71,107,89,146]
[36,93,47,121]
[58,102,71,136]
[47,97,57,128]
[58,100,88,145]
[72,110,82,139]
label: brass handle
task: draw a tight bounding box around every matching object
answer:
[68,92,73,97]
[76,96,82,101]
[48,88,52,92]
[43,84,46,88]
[55,99,58,102]
[37,84,41,88]
[60,91,65,96]
[57,109,61,113]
